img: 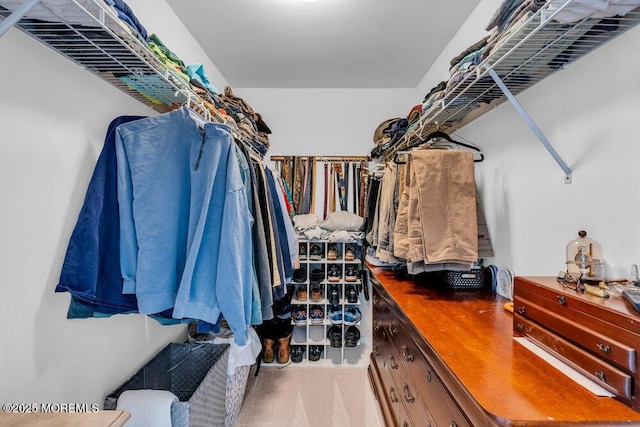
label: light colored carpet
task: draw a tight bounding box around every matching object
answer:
[233,365,384,427]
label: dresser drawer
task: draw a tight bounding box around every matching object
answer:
[514,296,636,373]
[401,365,434,427]
[515,278,640,336]
[515,314,633,401]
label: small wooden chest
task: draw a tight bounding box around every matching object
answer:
[514,276,640,412]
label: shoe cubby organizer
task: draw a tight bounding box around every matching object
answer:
[290,239,371,365]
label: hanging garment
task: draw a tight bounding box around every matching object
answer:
[265,167,293,284]
[56,115,144,314]
[323,163,329,219]
[335,163,347,211]
[246,155,275,320]
[234,145,262,326]
[344,162,351,212]
[309,157,316,214]
[329,164,337,214]
[375,163,400,264]
[115,106,254,345]
[412,150,478,264]
[253,158,282,289]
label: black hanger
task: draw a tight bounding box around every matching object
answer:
[422,131,484,162]
[394,130,484,164]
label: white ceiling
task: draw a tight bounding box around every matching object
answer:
[166,0,479,88]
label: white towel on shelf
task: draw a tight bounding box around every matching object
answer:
[117,389,178,427]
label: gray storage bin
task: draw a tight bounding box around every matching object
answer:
[104,342,230,427]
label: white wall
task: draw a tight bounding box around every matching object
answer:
[234,88,415,157]
[0,0,221,406]
[419,0,640,279]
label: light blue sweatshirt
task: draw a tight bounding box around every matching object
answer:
[116,107,253,345]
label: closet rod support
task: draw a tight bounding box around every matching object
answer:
[0,0,42,38]
[485,64,572,184]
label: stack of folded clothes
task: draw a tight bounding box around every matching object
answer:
[446,36,488,91]
[421,81,447,115]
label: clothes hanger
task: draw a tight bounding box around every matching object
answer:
[393,130,484,164]
[423,130,484,162]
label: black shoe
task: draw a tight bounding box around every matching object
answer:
[328,284,340,304]
[345,326,361,347]
[346,285,358,303]
[293,267,307,283]
[291,345,305,363]
[309,345,323,362]
[327,325,342,348]
[310,268,324,284]
[327,264,341,282]
[345,265,359,282]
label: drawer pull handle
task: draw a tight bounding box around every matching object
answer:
[373,321,380,331]
[426,370,432,383]
[517,323,525,331]
[450,422,458,427]
[403,384,415,403]
[388,325,398,337]
[402,345,414,362]
[595,371,607,382]
[597,343,611,354]
[373,344,379,357]
[402,422,409,427]
[389,355,398,369]
[389,386,398,403]
[517,306,526,315]
[557,295,567,305]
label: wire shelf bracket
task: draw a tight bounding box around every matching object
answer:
[484,64,572,184]
[0,0,40,37]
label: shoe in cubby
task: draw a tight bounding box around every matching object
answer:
[327,304,342,324]
[328,284,340,305]
[299,243,308,261]
[345,325,361,347]
[345,265,359,282]
[344,306,362,325]
[309,345,324,362]
[327,325,342,348]
[292,305,307,326]
[310,283,323,302]
[291,345,305,363]
[327,264,341,282]
[296,285,308,302]
[309,267,325,284]
[345,284,358,303]
[327,244,340,261]
[293,267,307,283]
[309,243,323,261]
[309,305,324,325]
[345,245,356,261]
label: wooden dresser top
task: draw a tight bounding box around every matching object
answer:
[368,266,640,424]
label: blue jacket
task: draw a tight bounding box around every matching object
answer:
[116,107,253,345]
[56,115,143,314]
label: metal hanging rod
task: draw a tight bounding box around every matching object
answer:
[269,155,370,162]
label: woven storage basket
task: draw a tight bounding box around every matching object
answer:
[104,342,231,427]
[444,268,487,290]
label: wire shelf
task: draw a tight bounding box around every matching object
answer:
[0,0,199,112]
[390,3,640,158]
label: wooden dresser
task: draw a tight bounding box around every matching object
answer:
[367,266,640,426]
[514,276,640,412]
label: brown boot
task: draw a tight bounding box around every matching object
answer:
[277,334,292,364]
[262,338,276,363]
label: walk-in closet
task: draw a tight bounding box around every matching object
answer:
[1,0,640,426]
